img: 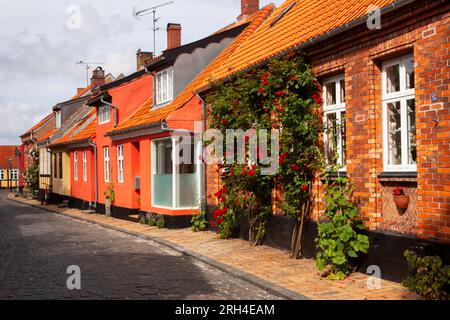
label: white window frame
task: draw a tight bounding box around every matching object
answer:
[151,137,202,210]
[73,151,79,181]
[82,151,88,182]
[104,147,110,182]
[323,74,346,171]
[55,110,62,128]
[117,145,124,183]
[382,55,416,172]
[10,169,19,180]
[0,170,5,180]
[155,67,174,105]
[98,104,111,124]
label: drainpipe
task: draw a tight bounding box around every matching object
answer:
[100,98,118,127]
[88,139,98,208]
[196,93,207,214]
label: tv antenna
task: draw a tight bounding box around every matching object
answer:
[76,60,105,86]
[134,1,175,54]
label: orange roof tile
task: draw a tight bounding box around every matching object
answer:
[71,84,93,100]
[108,5,275,135]
[210,0,397,81]
[50,110,96,146]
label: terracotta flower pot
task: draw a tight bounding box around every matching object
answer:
[394,195,409,209]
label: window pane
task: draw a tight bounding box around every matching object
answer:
[386,64,400,93]
[387,101,402,165]
[405,58,415,90]
[325,113,337,165]
[326,82,336,106]
[162,71,167,102]
[154,139,173,207]
[176,142,197,208]
[340,79,346,103]
[340,111,346,166]
[407,99,417,165]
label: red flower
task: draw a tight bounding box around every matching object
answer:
[221,118,228,126]
[279,157,285,165]
[275,91,285,97]
[261,78,269,86]
[210,220,215,228]
[290,164,300,171]
[258,88,265,94]
[281,152,288,159]
[289,75,296,81]
[312,93,323,105]
[278,106,284,112]
[301,185,309,192]
[263,72,270,78]
[242,170,248,176]
[274,101,280,106]
[248,170,256,177]
[263,108,270,113]
[245,136,250,143]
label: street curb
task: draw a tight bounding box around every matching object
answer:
[7,195,308,300]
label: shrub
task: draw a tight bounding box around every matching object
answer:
[402,250,450,300]
[191,214,208,232]
[156,217,165,229]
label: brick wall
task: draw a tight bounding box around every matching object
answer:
[205,0,450,243]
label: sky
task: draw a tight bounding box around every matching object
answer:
[0,0,284,145]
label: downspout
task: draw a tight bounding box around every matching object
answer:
[197,94,207,214]
[100,98,118,128]
[88,139,98,208]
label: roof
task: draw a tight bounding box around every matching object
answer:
[49,110,97,147]
[107,5,274,135]
[0,146,19,169]
[70,84,93,100]
[20,112,55,138]
[209,0,398,81]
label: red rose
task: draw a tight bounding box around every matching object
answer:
[261,78,269,86]
[248,170,256,177]
[281,152,288,159]
[301,185,309,192]
[275,91,285,97]
[290,164,300,171]
[221,118,228,126]
[242,170,247,176]
[274,101,280,106]
[258,88,265,94]
[263,72,270,78]
[279,157,285,165]
[278,106,284,112]
[289,75,296,81]
[312,93,323,105]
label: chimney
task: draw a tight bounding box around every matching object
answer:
[136,49,154,71]
[91,67,105,88]
[238,0,259,21]
[167,23,182,50]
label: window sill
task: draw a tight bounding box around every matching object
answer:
[378,171,417,183]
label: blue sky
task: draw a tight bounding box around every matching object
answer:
[0,0,284,145]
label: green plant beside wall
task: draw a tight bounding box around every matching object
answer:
[402,250,450,300]
[315,170,369,280]
[191,213,208,232]
[23,149,40,198]
[156,216,165,229]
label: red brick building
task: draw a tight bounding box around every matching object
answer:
[200,0,450,279]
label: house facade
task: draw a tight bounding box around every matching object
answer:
[0,146,20,189]
[199,0,450,278]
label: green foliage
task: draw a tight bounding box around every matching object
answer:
[315,171,369,280]
[207,53,322,246]
[104,182,115,203]
[24,149,39,198]
[147,217,157,226]
[191,213,208,232]
[402,250,450,300]
[156,217,165,229]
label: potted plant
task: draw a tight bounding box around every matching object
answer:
[393,187,409,209]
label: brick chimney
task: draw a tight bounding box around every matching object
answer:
[167,23,182,50]
[136,49,154,71]
[91,67,105,88]
[237,0,259,21]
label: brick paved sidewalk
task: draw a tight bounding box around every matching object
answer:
[6,194,420,300]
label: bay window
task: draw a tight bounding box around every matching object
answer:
[151,136,201,209]
[155,68,174,105]
[104,147,110,182]
[117,145,124,183]
[323,74,346,169]
[382,55,416,171]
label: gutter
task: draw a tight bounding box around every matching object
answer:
[200,0,415,90]
[88,139,98,208]
[196,93,207,214]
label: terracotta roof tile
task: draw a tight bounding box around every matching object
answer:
[49,110,96,146]
[20,112,55,137]
[0,145,19,168]
[210,0,397,81]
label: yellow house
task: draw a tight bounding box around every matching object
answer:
[51,150,71,198]
[0,146,20,189]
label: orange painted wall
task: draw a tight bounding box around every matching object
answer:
[96,74,152,208]
[70,148,95,202]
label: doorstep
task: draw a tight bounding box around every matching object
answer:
[6,193,420,300]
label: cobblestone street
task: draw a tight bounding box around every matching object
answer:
[0,192,279,300]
